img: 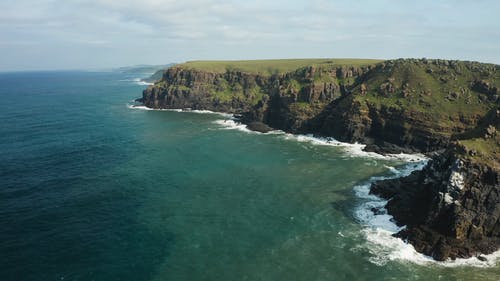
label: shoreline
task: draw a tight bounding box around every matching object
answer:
[128,102,499,266]
[128,103,427,160]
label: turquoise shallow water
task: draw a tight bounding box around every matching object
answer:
[0,71,498,281]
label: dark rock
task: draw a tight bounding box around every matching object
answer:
[446,91,460,101]
[472,80,499,102]
[434,238,452,261]
[371,207,384,215]
[371,146,500,261]
[245,122,274,133]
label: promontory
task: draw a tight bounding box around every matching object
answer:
[137,58,499,261]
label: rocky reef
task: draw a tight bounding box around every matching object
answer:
[138,58,499,261]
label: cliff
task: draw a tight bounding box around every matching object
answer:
[137,58,500,260]
[140,59,378,132]
[371,108,499,260]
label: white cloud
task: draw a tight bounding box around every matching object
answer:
[0,0,499,70]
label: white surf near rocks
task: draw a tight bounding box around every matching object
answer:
[127,106,500,267]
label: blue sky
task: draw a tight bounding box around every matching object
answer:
[1,0,499,71]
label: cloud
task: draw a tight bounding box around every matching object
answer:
[0,0,499,70]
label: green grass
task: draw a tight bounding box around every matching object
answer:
[177,58,383,75]
[353,60,497,128]
[208,82,265,105]
[459,137,499,167]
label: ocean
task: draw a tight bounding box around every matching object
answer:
[1,71,498,281]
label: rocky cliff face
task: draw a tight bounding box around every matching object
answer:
[371,145,499,261]
[140,67,262,112]
[138,59,500,260]
[371,108,499,261]
[302,59,498,153]
[140,64,373,132]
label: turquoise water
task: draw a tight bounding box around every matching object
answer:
[0,71,498,281]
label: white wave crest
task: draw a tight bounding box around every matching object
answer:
[211,119,284,135]
[212,119,426,161]
[120,78,153,86]
[282,134,427,162]
[127,104,155,110]
[212,119,253,133]
[126,104,234,118]
[135,81,153,86]
[363,228,500,267]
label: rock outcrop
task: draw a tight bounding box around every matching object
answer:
[371,108,500,261]
[371,145,499,260]
[140,64,376,132]
[137,58,500,260]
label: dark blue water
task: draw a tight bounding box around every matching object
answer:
[1,71,498,281]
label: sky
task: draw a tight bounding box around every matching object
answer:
[1,0,500,71]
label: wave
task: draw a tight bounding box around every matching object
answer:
[127,104,155,111]
[127,104,499,266]
[281,134,426,162]
[189,110,233,118]
[126,104,233,118]
[211,119,285,135]
[135,81,153,86]
[212,119,253,133]
[353,161,500,267]
[120,78,153,86]
[211,118,426,162]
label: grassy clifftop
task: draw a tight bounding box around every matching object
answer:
[178,58,383,75]
[345,59,500,139]
[352,59,498,115]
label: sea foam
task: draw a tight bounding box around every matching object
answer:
[212,119,284,135]
[127,103,233,118]
[127,104,155,111]
[120,78,154,86]
[135,81,154,86]
[354,161,500,267]
[212,118,426,161]
[212,117,500,266]
[127,105,500,266]
[212,119,254,133]
[281,134,426,162]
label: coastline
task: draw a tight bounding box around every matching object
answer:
[128,103,499,266]
[131,58,499,262]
